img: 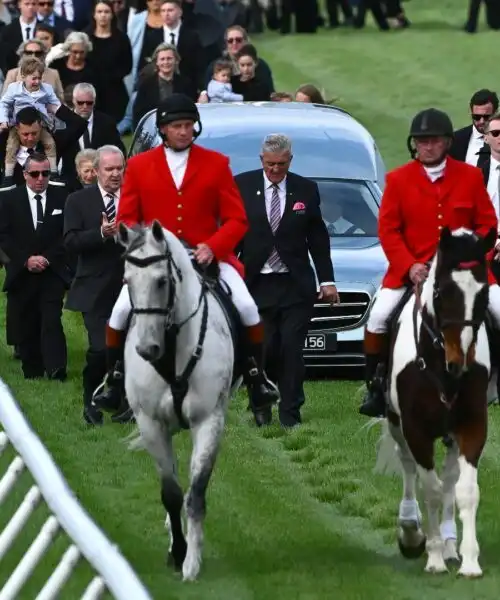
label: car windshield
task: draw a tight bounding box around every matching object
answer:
[315,179,378,238]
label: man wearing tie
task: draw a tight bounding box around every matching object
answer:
[0,0,40,71]
[64,145,129,425]
[60,83,124,189]
[37,0,73,43]
[479,113,500,284]
[0,152,69,380]
[160,0,202,89]
[450,89,498,167]
[235,134,338,428]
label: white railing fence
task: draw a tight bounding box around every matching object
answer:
[0,378,153,600]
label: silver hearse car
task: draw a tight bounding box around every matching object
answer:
[128,102,388,369]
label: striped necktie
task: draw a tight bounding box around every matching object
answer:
[267,184,284,271]
[105,193,116,221]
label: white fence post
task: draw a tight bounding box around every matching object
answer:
[0,378,153,600]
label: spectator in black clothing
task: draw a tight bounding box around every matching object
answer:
[132,42,197,129]
[0,0,40,72]
[35,22,56,49]
[85,0,132,123]
[47,31,97,92]
[36,0,73,42]
[231,43,271,101]
[203,24,274,92]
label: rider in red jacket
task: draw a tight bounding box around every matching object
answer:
[360,108,499,418]
[92,94,279,414]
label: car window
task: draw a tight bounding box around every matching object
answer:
[315,179,378,238]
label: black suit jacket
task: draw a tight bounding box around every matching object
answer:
[61,110,125,186]
[177,24,203,90]
[64,185,124,313]
[235,169,334,303]
[132,73,198,130]
[450,124,491,165]
[0,19,24,73]
[0,185,70,292]
[49,14,73,43]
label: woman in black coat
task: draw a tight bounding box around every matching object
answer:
[231,43,272,102]
[85,0,132,123]
[132,43,197,130]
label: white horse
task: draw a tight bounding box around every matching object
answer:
[374,227,497,577]
[118,221,242,581]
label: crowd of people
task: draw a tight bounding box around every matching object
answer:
[1,0,500,431]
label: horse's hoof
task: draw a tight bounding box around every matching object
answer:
[167,552,183,572]
[457,563,483,578]
[398,534,426,559]
[167,541,187,572]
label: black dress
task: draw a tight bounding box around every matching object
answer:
[51,58,98,93]
[138,23,164,74]
[231,75,272,102]
[86,30,133,124]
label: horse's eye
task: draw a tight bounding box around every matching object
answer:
[157,276,167,288]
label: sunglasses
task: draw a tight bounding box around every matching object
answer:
[27,170,50,178]
[488,130,500,138]
[227,37,243,44]
[472,114,492,121]
[75,100,94,106]
[24,50,44,57]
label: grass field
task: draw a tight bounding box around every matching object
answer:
[3,0,500,598]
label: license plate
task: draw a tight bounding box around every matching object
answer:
[303,334,326,350]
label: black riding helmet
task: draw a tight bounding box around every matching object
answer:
[156,93,202,144]
[407,108,454,158]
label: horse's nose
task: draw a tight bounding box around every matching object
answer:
[446,361,463,378]
[137,343,161,362]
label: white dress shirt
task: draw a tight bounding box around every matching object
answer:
[26,186,46,229]
[79,113,94,150]
[164,146,189,189]
[465,127,484,166]
[163,22,181,46]
[16,146,32,168]
[20,18,38,41]
[487,156,500,223]
[98,183,120,212]
[53,0,74,22]
[260,174,288,274]
[423,159,446,183]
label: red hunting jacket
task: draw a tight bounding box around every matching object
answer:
[378,157,498,288]
[117,144,248,277]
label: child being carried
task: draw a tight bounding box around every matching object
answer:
[0,56,65,191]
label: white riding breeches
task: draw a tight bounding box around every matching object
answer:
[107,261,261,331]
[366,284,500,334]
[366,287,407,334]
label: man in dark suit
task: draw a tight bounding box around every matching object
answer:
[161,0,203,89]
[236,133,338,428]
[450,89,498,167]
[0,0,39,72]
[37,0,73,43]
[60,83,125,188]
[0,152,69,379]
[64,144,128,426]
[0,105,87,186]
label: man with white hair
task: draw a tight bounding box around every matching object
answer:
[60,82,124,188]
[235,133,337,427]
[64,144,129,426]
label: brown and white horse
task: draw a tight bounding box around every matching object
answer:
[375,226,497,577]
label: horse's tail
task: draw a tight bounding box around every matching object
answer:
[373,418,402,477]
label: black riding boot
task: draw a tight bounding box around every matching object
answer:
[245,323,280,409]
[359,331,388,418]
[92,325,125,413]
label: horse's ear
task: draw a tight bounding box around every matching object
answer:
[117,222,131,247]
[151,220,164,243]
[481,227,497,254]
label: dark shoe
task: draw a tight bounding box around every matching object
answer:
[0,176,16,192]
[48,366,67,381]
[23,371,45,380]
[359,355,387,418]
[48,173,66,187]
[83,404,104,426]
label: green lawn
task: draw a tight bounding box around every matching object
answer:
[3,1,500,598]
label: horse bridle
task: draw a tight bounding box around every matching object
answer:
[412,260,485,408]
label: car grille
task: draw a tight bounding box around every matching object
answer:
[309,291,371,331]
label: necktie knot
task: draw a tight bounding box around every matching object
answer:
[34,194,42,201]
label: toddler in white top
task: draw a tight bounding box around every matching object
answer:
[207,59,244,103]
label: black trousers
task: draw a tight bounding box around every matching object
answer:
[326,0,353,25]
[81,310,109,406]
[355,0,389,29]
[280,0,318,33]
[251,273,314,425]
[7,271,67,378]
